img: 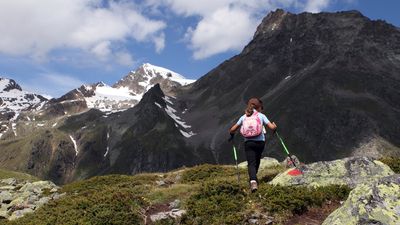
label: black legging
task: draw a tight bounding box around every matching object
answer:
[244,140,265,182]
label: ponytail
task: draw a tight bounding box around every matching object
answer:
[245,98,263,116]
[245,103,256,116]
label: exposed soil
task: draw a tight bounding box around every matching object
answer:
[284,201,341,225]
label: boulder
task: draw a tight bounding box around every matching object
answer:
[0,209,9,219]
[9,208,34,221]
[0,186,16,191]
[0,191,13,203]
[0,178,62,220]
[19,181,57,193]
[270,157,394,188]
[150,209,186,222]
[281,155,300,168]
[238,157,280,169]
[322,175,400,225]
[0,178,17,186]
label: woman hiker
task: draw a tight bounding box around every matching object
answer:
[229,98,277,192]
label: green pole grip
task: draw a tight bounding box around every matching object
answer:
[233,146,238,161]
[276,133,290,155]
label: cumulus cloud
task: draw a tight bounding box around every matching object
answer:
[188,7,257,59]
[147,0,334,59]
[304,0,331,13]
[0,0,166,61]
[115,51,135,67]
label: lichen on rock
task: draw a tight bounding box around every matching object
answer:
[322,175,400,225]
[270,157,394,188]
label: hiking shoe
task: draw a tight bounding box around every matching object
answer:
[250,180,258,192]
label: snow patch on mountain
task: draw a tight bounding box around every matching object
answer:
[140,63,195,86]
[69,135,78,156]
[104,132,110,158]
[158,96,196,138]
[83,83,141,113]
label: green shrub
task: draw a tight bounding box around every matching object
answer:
[62,174,158,193]
[182,180,247,224]
[8,187,147,225]
[257,184,351,215]
[379,157,400,173]
[0,169,39,181]
[181,164,244,183]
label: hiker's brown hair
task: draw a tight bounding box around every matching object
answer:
[245,98,263,116]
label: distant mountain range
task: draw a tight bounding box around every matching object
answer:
[0,9,399,184]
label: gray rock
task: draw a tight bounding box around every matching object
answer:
[156,180,166,187]
[52,192,66,200]
[248,218,258,224]
[9,197,25,208]
[35,197,50,208]
[322,175,400,225]
[0,209,9,219]
[0,178,17,186]
[150,209,186,222]
[150,212,168,222]
[9,208,34,221]
[281,155,301,168]
[0,186,16,191]
[168,199,180,209]
[270,157,394,188]
[0,191,13,203]
[27,194,40,204]
[19,181,57,193]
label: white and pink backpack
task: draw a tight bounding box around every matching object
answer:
[240,111,262,138]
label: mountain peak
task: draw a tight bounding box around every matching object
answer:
[0,77,22,92]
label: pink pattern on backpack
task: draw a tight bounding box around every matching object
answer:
[240,112,262,138]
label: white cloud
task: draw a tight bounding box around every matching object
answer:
[147,0,335,59]
[115,52,135,67]
[0,0,166,60]
[91,41,112,60]
[187,7,257,59]
[304,0,331,13]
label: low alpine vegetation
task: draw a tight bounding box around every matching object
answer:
[379,157,400,173]
[4,165,351,225]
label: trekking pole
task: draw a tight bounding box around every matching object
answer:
[232,145,240,185]
[275,131,299,169]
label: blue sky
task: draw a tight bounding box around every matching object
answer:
[0,0,399,97]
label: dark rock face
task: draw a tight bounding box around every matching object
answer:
[179,9,400,163]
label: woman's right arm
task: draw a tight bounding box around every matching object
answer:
[229,124,240,134]
[267,122,277,131]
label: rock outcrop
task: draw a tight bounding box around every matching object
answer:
[0,178,64,221]
[270,157,394,188]
[322,175,400,225]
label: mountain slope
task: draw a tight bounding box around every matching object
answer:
[0,84,207,184]
[178,9,400,163]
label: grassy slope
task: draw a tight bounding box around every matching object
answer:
[0,168,39,181]
[4,164,354,225]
